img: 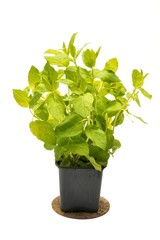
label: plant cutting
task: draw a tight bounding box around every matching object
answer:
[13,33,151,213]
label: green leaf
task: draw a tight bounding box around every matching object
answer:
[111,139,121,154]
[60,158,71,167]
[57,137,69,146]
[72,92,94,118]
[34,106,49,121]
[95,46,101,58]
[85,125,107,150]
[85,155,102,171]
[62,42,67,53]
[68,32,77,57]
[44,143,54,150]
[98,70,121,82]
[106,129,114,149]
[28,66,40,87]
[109,82,126,97]
[82,49,96,68]
[13,89,29,108]
[133,92,141,107]
[132,69,144,88]
[104,58,118,73]
[89,145,109,167]
[44,52,72,67]
[29,92,42,109]
[54,145,65,161]
[44,49,61,55]
[47,94,66,121]
[64,66,77,82]
[140,88,152,99]
[42,62,58,90]
[79,67,92,83]
[57,78,77,86]
[67,138,89,156]
[95,115,106,131]
[55,114,83,138]
[127,111,147,124]
[94,96,108,115]
[57,69,65,79]
[106,100,122,117]
[29,120,56,146]
[113,111,124,126]
[76,42,89,59]
[42,75,52,91]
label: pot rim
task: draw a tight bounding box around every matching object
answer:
[55,163,105,171]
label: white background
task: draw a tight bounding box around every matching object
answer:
[0,0,160,239]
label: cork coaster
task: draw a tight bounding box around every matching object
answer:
[51,196,110,219]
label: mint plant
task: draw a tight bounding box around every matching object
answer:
[13,33,152,171]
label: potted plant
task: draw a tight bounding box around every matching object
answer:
[13,33,151,213]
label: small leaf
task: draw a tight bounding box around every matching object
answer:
[57,78,77,86]
[29,120,56,146]
[133,92,141,107]
[44,49,61,55]
[72,92,94,118]
[60,158,71,167]
[85,125,107,150]
[44,143,54,150]
[44,52,72,67]
[89,145,109,167]
[94,96,108,115]
[106,130,114,149]
[109,82,126,97]
[85,155,102,171]
[64,66,77,82]
[62,42,67,53]
[82,49,96,68]
[127,111,147,124]
[132,69,144,88]
[140,88,152,99]
[113,111,124,126]
[69,45,76,58]
[57,137,69,146]
[42,75,52,91]
[79,67,92,83]
[98,70,121,82]
[47,94,66,121]
[111,139,121,154]
[76,42,90,58]
[68,32,77,57]
[29,92,42,109]
[54,145,65,161]
[55,114,83,138]
[95,115,106,131]
[67,139,89,156]
[28,66,40,87]
[95,46,101,58]
[13,89,29,108]
[106,100,122,117]
[104,58,118,73]
[42,62,58,90]
[34,106,49,121]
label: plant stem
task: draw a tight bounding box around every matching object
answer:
[91,68,94,83]
[98,80,103,92]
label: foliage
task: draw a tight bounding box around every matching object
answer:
[13,33,152,171]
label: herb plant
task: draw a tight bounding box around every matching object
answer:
[13,33,152,171]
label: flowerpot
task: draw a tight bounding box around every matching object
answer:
[57,166,103,212]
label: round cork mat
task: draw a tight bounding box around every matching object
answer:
[51,196,110,219]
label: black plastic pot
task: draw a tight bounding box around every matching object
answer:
[57,166,103,212]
